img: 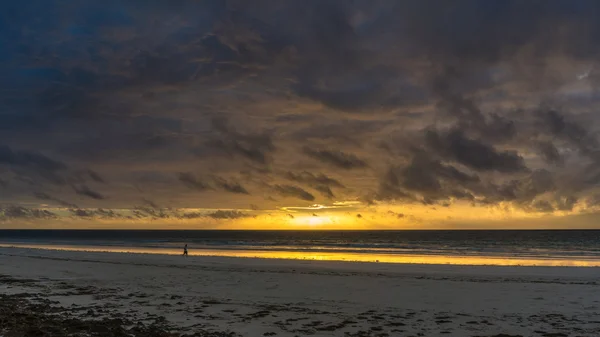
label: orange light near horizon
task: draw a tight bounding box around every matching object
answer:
[291,215,332,227]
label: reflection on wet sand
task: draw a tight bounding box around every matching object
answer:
[1,243,599,267]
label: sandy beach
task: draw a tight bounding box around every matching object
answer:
[1,248,599,337]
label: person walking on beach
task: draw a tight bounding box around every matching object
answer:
[183,244,188,257]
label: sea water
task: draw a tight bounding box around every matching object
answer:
[1,230,599,266]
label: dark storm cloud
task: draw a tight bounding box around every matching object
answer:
[312,185,335,199]
[211,175,249,195]
[177,173,212,192]
[206,118,275,165]
[205,210,249,220]
[486,169,556,204]
[271,184,315,201]
[132,199,174,219]
[0,145,108,189]
[34,192,79,208]
[70,208,127,219]
[180,210,250,220]
[425,129,527,173]
[0,146,69,185]
[431,80,518,144]
[0,146,65,171]
[69,209,95,218]
[555,196,578,211]
[378,153,480,203]
[303,147,367,170]
[535,141,563,165]
[535,108,599,157]
[4,0,600,217]
[294,67,426,112]
[0,206,56,220]
[289,119,395,145]
[73,185,106,200]
[84,169,106,184]
[284,171,344,198]
[141,198,160,209]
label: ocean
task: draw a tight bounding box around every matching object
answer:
[1,230,599,266]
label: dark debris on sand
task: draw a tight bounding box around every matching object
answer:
[0,294,239,337]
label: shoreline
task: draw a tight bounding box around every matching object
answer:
[2,243,600,267]
[1,247,599,336]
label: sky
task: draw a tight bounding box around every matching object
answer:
[3,0,600,229]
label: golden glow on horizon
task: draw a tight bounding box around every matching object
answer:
[2,200,599,229]
[292,215,336,227]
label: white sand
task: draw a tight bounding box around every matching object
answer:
[1,247,599,336]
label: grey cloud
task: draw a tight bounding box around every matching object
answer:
[73,185,106,200]
[93,208,124,219]
[555,196,578,211]
[536,141,563,165]
[312,185,335,199]
[177,210,249,220]
[404,156,478,194]
[70,208,127,219]
[69,169,106,185]
[141,198,160,209]
[488,169,555,204]
[211,175,249,195]
[0,145,69,185]
[178,172,212,192]
[425,128,527,173]
[0,205,56,220]
[34,192,79,208]
[85,169,106,183]
[271,184,315,201]
[133,205,170,219]
[433,85,517,144]
[70,209,95,218]
[206,118,275,165]
[14,175,39,187]
[536,109,599,157]
[0,146,67,172]
[5,0,600,215]
[290,119,395,145]
[205,210,248,220]
[284,171,344,198]
[204,210,249,220]
[0,146,107,188]
[378,153,480,203]
[303,147,367,170]
[294,67,425,112]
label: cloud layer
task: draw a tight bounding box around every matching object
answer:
[3,1,600,227]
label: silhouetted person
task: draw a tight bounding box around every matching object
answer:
[183,244,188,257]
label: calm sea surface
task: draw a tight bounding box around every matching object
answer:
[1,230,599,266]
